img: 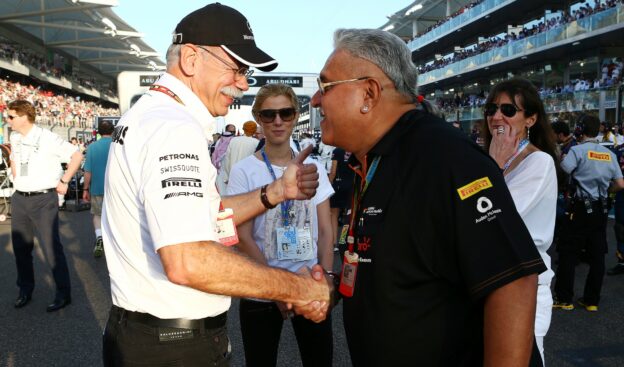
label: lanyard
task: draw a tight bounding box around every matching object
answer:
[503,139,529,171]
[149,84,185,106]
[347,155,381,252]
[260,148,292,226]
[18,127,42,164]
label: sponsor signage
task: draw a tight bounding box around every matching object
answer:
[588,151,611,162]
[247,76,303,88]
[457,177,492,200]
[161,177,203,189]
[139,75,159,86]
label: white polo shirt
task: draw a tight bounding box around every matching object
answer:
[102,72,228,319]
[10,126,78,192]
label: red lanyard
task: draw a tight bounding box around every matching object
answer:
[347,155,381,252]
[149,84,185,106]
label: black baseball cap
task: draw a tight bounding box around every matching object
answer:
[172,2,278,72]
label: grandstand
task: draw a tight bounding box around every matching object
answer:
[380,0,624,130]
[0,0,165,142]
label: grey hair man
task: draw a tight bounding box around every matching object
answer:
[101,4,330,366]
[311,28,545,366]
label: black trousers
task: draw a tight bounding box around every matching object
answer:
[11,191,71,298]
[239,299,333,367]
[103,306,230,367]
[554,201,608,305]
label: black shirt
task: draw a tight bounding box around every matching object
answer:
[342,109,546,366]
[331,148,355,186]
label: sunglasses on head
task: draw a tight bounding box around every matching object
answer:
[257,108,296,123]
[484,103,523,118]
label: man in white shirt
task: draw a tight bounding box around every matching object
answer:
[219,120,259,188]
[7,100,83,312]
[101,4,331,366]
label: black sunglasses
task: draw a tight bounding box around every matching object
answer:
[484,103,523,118]
[257,108,297,123]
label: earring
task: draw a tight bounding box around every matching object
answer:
[527,126,530,140]
[361,105,369,113]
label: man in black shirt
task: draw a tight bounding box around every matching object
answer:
[310,28,546,366]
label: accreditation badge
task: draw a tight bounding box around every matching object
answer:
[295,226,314,261]
[276,226,300,260]
[20,162,28,176]
[215,208,238,246]
[339,236,359,298]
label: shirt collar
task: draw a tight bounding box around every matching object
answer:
[348,109,422,167]
[151,72,218,138]
[21,124,41,141]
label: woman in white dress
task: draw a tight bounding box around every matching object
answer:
[482,78,559,366]
[227,83,334,367]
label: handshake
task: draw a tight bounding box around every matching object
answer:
[283,264,338,323]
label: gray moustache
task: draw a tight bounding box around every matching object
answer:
[221,87,243,99]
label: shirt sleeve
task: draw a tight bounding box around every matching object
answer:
[83,146,93,173]
[226,159,252,196]
[49,132,79,161]
[505,153,556,218]
[143,120,218,250]
[310,159,334,205]
[561,147,578,173]
[449,143,546,300]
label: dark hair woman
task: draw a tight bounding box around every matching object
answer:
[482,78,558,365]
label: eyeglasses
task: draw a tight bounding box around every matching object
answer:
[196,45,253,79]
[316,77,370,95]
[257,108,297,123]
[484,103,523,118]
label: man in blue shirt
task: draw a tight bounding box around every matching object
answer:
[554,115,624,311]
[82,121,113,257]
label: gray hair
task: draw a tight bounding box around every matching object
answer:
[333,28,418,101]
[166,44,183,69]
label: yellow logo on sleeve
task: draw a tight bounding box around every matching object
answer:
[588,151,611,162]
[457,177,493,200]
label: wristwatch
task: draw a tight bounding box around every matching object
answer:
[260,184,277,209]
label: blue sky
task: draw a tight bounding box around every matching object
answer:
[114,0,410,73]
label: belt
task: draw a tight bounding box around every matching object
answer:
[16,189,54,197]
[112,305,227,330]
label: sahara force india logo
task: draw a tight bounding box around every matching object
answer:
[588,151,611,162]
[457,177,492,200]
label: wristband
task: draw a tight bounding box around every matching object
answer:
[83,188,89,191]
[260,184,277,209]
[60,178,69,185]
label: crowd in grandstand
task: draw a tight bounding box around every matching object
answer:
[417,0,624,74]
[410,0,485,41]
[435,57,623,112]
[0,36,115,95]
[0,77,119,128]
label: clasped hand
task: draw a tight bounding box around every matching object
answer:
[288,264,333,323]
